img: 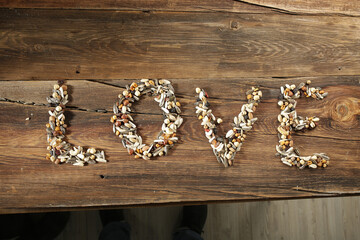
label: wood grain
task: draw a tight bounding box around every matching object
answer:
[1,0,359,16]
[0,77,359,213]
[241,0,360,16]
[0,9,360,81]
[0,0,270,13]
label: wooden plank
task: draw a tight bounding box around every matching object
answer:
[0,0,270,13]
[241,0,360,16]
[0,9,360,80]
[0,77,359,213]
[1,0,359,16]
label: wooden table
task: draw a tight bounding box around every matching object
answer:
[0,0,359,214]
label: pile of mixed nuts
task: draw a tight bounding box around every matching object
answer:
[195,87,262,167]
[46,81,107,166]
[276,80,330,169]
[111,79,183,160]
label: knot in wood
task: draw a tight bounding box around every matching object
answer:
[230,20,240,30]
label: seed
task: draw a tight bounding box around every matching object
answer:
[89,148,96,154]
[253,95,260,101]
[54,84,60,90]
[55,106,62,112]
[309,164,317,169]
[121,106,127,113]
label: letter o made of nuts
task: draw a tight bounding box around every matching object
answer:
[111,79,183,160]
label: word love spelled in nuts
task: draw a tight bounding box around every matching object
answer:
[44,80,330,170]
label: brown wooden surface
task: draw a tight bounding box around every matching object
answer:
[0,9,360,80]
[0,0,270,13]
[1,0,359,16]
[243,0,360,16]
[0,2,359,214]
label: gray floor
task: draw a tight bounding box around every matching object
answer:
[56,196,360,240]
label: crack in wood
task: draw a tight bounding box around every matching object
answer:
[235,0,360,17]
[235,0,296,15]
[0,97,186,117]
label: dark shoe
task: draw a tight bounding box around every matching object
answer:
[99,209,125,226]
[180,205,207,234]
